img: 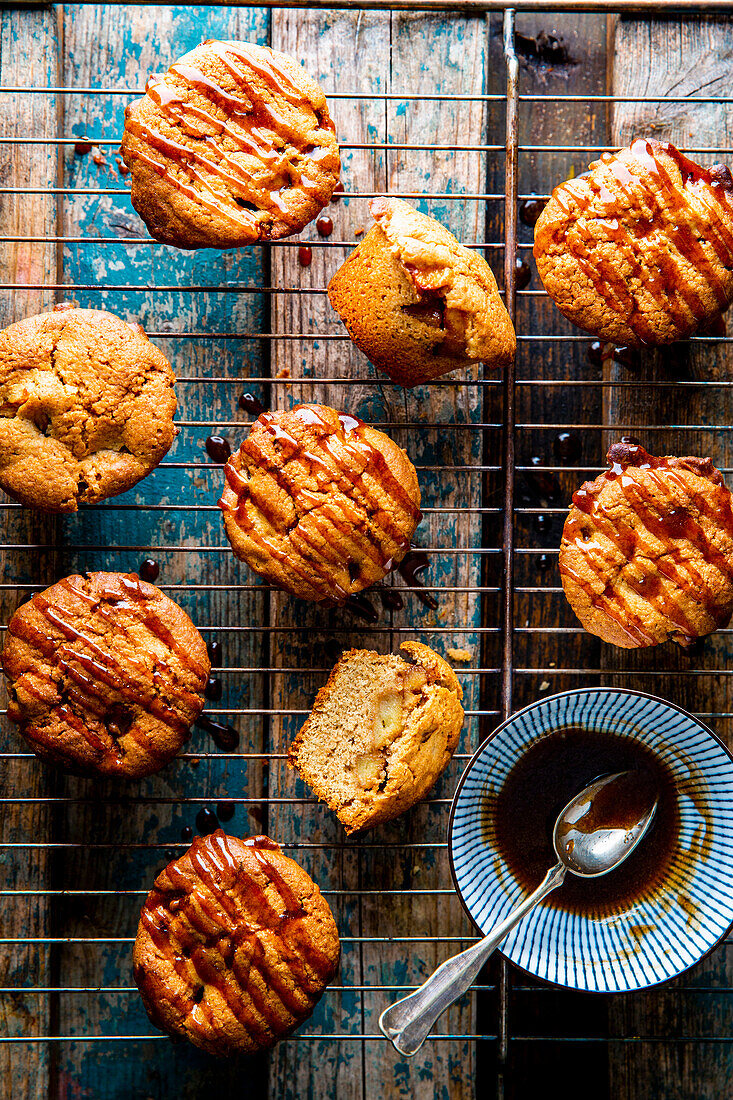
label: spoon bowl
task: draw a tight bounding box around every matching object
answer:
[553,770,658,878]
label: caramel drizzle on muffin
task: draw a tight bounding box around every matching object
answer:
[561,443,733,646]
[220,405,421,600]
[138,832,334,1046]
[7,575,206,760]
[125,42,334,235]
[535,139,733,344]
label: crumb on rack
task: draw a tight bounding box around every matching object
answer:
[275,367,291,379]
[447,647,472,662]
[354,225,365,236]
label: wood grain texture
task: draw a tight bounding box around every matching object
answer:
[499,13,612,1096]
[0,7,59,1097]
[13,5,270,1097]
[267,8,488,1098]
[606,16,733,1099]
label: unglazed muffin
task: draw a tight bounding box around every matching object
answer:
[0,308,177,512]
[559,441,733,648]
[2,572,210,777]
[133,831,340,1056]
[534,139,733,346]
[218,403,421,601]
[122,40,340,249]
[288,642,464,833]
[327,197,516,386]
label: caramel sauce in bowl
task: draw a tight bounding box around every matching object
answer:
[449,688,733,993]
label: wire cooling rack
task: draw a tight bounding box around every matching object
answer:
[2,3,733,1098]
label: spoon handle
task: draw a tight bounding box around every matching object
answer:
[379,861,567,1057]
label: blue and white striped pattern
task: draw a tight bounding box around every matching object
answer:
[449,689,733,993]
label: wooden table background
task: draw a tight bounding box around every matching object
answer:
[1,3,732,1098]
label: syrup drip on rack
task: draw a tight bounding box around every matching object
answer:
[196,714,240,751]
[397,549,438,610]
[195,806,219,835]
[206,435,231,463]
[515,257,532,289]
[554,431,580,462]
[239,393,266,415]
[204,676,223,701]
[519,197,546,226]
[139,558,160,582]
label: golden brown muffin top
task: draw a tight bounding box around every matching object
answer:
[559,442,733,648]
[219,403,421,601]
[0,308,177,512]
[133,831,340,1057]
[2,572,209,777]
[122,40,340,248]
[534,139,733,346]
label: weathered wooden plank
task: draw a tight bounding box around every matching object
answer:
[267,8,489,1098]
[606,16,733,1098]
[48,5,270,1095]
[0,6,59,1097]
[498,11,613,1096]
[266,12,391,1098]
[359,12,490,1099]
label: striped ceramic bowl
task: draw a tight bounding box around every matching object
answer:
[449,688,733,993]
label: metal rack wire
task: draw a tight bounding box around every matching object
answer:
[2,2,733,1097]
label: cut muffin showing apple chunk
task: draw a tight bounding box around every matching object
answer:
[288,642,464,834]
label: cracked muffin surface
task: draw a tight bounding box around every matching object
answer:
[327,197,515,386]
[133,830,340,1057]
[0,307,177,512]
[218,403,421,601]
[122,40,340,249]
[288,642,464,833]
[559,442,733,649]
[2,571,210,777]
[534,138,733,346]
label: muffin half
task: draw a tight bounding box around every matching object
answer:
[288,642,464,833]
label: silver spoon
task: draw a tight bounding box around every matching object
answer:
[379,769,659,1056]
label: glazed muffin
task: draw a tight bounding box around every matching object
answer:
[0,308,177,512]
[122,40,340,249]
[288,642,463,833]
[134,831,340,1056]
[559,441,733,648]
[2,572,210,777]
[534,139,733,346]
[218,403,421,601]
[327,197,516,386]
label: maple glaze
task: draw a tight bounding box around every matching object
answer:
[126,41,335,237]
[138,831,333,1042]
[8,575,207,764]
[560,443,733,646]
[535,139,733,344]
[219,405,420,599]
